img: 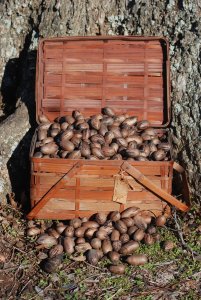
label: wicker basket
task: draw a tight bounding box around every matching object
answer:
[27,36,188,220]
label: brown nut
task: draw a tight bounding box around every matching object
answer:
[38,115,50,124]
[152,233,161,242]
[121,207,140,218]
[95,213,107,225]
[99,124,108,136]
[111,154,122,160]
[90,116,101,130]
[82,128,91,141]
[147,225,157,235]
[72,110,83,119]
[50,128,60,137]
[27,227,41,236]
[96,249,104,259]
[102,116,114,126]
[71,136,81,147]
[49,244,64,258]
[112,240,122,252]
[102,146,116,157]
[75,242,92,253]
[155,215,166,227]
[96,229,108,240]
[127,226,138,236]
[41,142,58,155]
[126,135,143,145]
[102,107,115,117]
[109,264,125,274]
[60,129,74,140]
[85,228,97,239]
[69,218,82,229]
[121,128,129,138]
[105,131,115,144]
[137,120,150,130]
[115,220,127,234]
[126,254,148,266]
[56,224,66,234]
[64,115,75,124]
[63,237,75,255]
[163,240,175,251]
[38,129,47,141]
[121,218,134,227]
[120,233,130,244]
[60,122,69,131]
[109,126,122,138]
[91,238,102,249]
[133,229,145,242]
[91,147,104,159]
[125,149,140,158]
[102,238,113,254]
[51,122,60,130]
[116,138,128,148]
[86,249,99,265]
[152,137,161,145]
[82,221,99,229]
[139,212,152,224]
[59,139,75,152]
[64,226,74,238]
[80,142,91,158]
[47,228,60,239]
[120,241,139,255]
[122,117,137,127]
[144,234,154,245]
[76,237,86,244]
[153,149,166,161]
[158,142,171,152]
[41,256,62,273]
[75,227,87,238]
[108,251,120,263]
[111,230,120,242]
[36,234,58,248]
[91,134,105,145]
[133,215,148,230]
[33,151,43,158]
[68,150,81,159]
[108,211,121,222]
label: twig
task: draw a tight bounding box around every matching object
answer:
[13,246,27,254]
[107,288,123,300]
[84,261,107,271]
[0,265,20,272]
[155,260,178,266]
[5,247,15,265]
[79,272,108,285]
[173,209,200,258]
[18,279,32,296]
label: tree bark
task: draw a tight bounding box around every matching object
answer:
[0,0,200,202]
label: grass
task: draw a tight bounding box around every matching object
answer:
[0,204,201,299]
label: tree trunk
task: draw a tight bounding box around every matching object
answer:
[0,0,200,202]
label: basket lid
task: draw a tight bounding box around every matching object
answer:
[36,36,170,127]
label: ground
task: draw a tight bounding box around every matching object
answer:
[0,203,200,300]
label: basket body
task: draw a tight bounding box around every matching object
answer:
[30,36,173,220]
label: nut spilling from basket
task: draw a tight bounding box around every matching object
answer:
[33,107,171,161]
[27,207,174,274]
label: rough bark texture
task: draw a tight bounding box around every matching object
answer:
[0,0,200,202]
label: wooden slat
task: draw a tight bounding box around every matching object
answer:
[121,162,189,212]
[27,162,82,219]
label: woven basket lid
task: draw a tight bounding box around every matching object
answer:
[36,36,170,127]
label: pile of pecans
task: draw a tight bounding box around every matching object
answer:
[33,107,171,161]
[27,207,174,274]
